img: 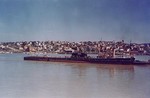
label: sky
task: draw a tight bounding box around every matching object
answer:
[0,0,150,43]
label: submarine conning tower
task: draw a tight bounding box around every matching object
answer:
[71,52,88,58]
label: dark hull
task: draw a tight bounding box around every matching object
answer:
[24,56,140,65]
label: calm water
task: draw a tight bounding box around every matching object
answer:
[0,54,150,98]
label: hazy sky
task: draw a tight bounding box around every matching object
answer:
[0,0,150,43]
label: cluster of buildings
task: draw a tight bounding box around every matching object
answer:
[0,40,150,56]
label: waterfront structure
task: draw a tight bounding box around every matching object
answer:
[0,40,149,55]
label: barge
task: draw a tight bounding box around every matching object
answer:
[24,52,150,65]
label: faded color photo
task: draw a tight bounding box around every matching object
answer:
[0,0,150,98]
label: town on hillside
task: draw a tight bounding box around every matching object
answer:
[0,40,150,57]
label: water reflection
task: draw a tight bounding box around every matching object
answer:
[66,63,134,79]
[1,54,150,98]
[97,65,134,79]
[56,63,136,98]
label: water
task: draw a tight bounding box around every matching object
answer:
[0,54,150,98]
